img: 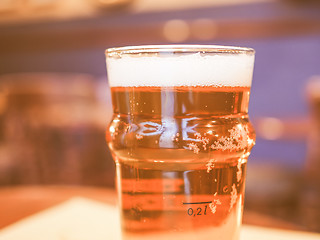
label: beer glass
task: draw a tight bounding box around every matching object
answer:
[105,45,255,240]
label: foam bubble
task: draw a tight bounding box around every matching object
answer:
[106,52,254,87]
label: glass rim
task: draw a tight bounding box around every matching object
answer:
[105,44,255,57]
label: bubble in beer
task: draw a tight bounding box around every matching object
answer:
[206,159,215,173]
[209,199,221,214]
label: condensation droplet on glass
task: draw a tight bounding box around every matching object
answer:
[206,159,215,173]
[188,143,200,154]
[229,184,237,212]
[209,199,221,214]
[209,202,217,214]
[236,160,242,182]
[223,186,228,193]
[136,134,143,140]
[211,126,250,151]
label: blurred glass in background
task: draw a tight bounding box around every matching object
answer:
[303,76,320,232]
[0,73,114,187]
[0,0,320,232]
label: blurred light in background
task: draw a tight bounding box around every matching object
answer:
[159,18,219,43]
[256,118,284,141]
[191,18,218,41]
[163,19,190,43]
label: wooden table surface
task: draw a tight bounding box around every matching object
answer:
[0,185,115,229]
[0,185,304,231]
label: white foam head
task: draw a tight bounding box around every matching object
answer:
[106,46,255,87]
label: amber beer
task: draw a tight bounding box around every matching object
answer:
[105,45,255,240]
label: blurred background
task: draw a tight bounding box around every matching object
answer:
[0,0,320,233]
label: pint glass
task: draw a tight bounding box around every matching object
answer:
[105,45,255,240]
